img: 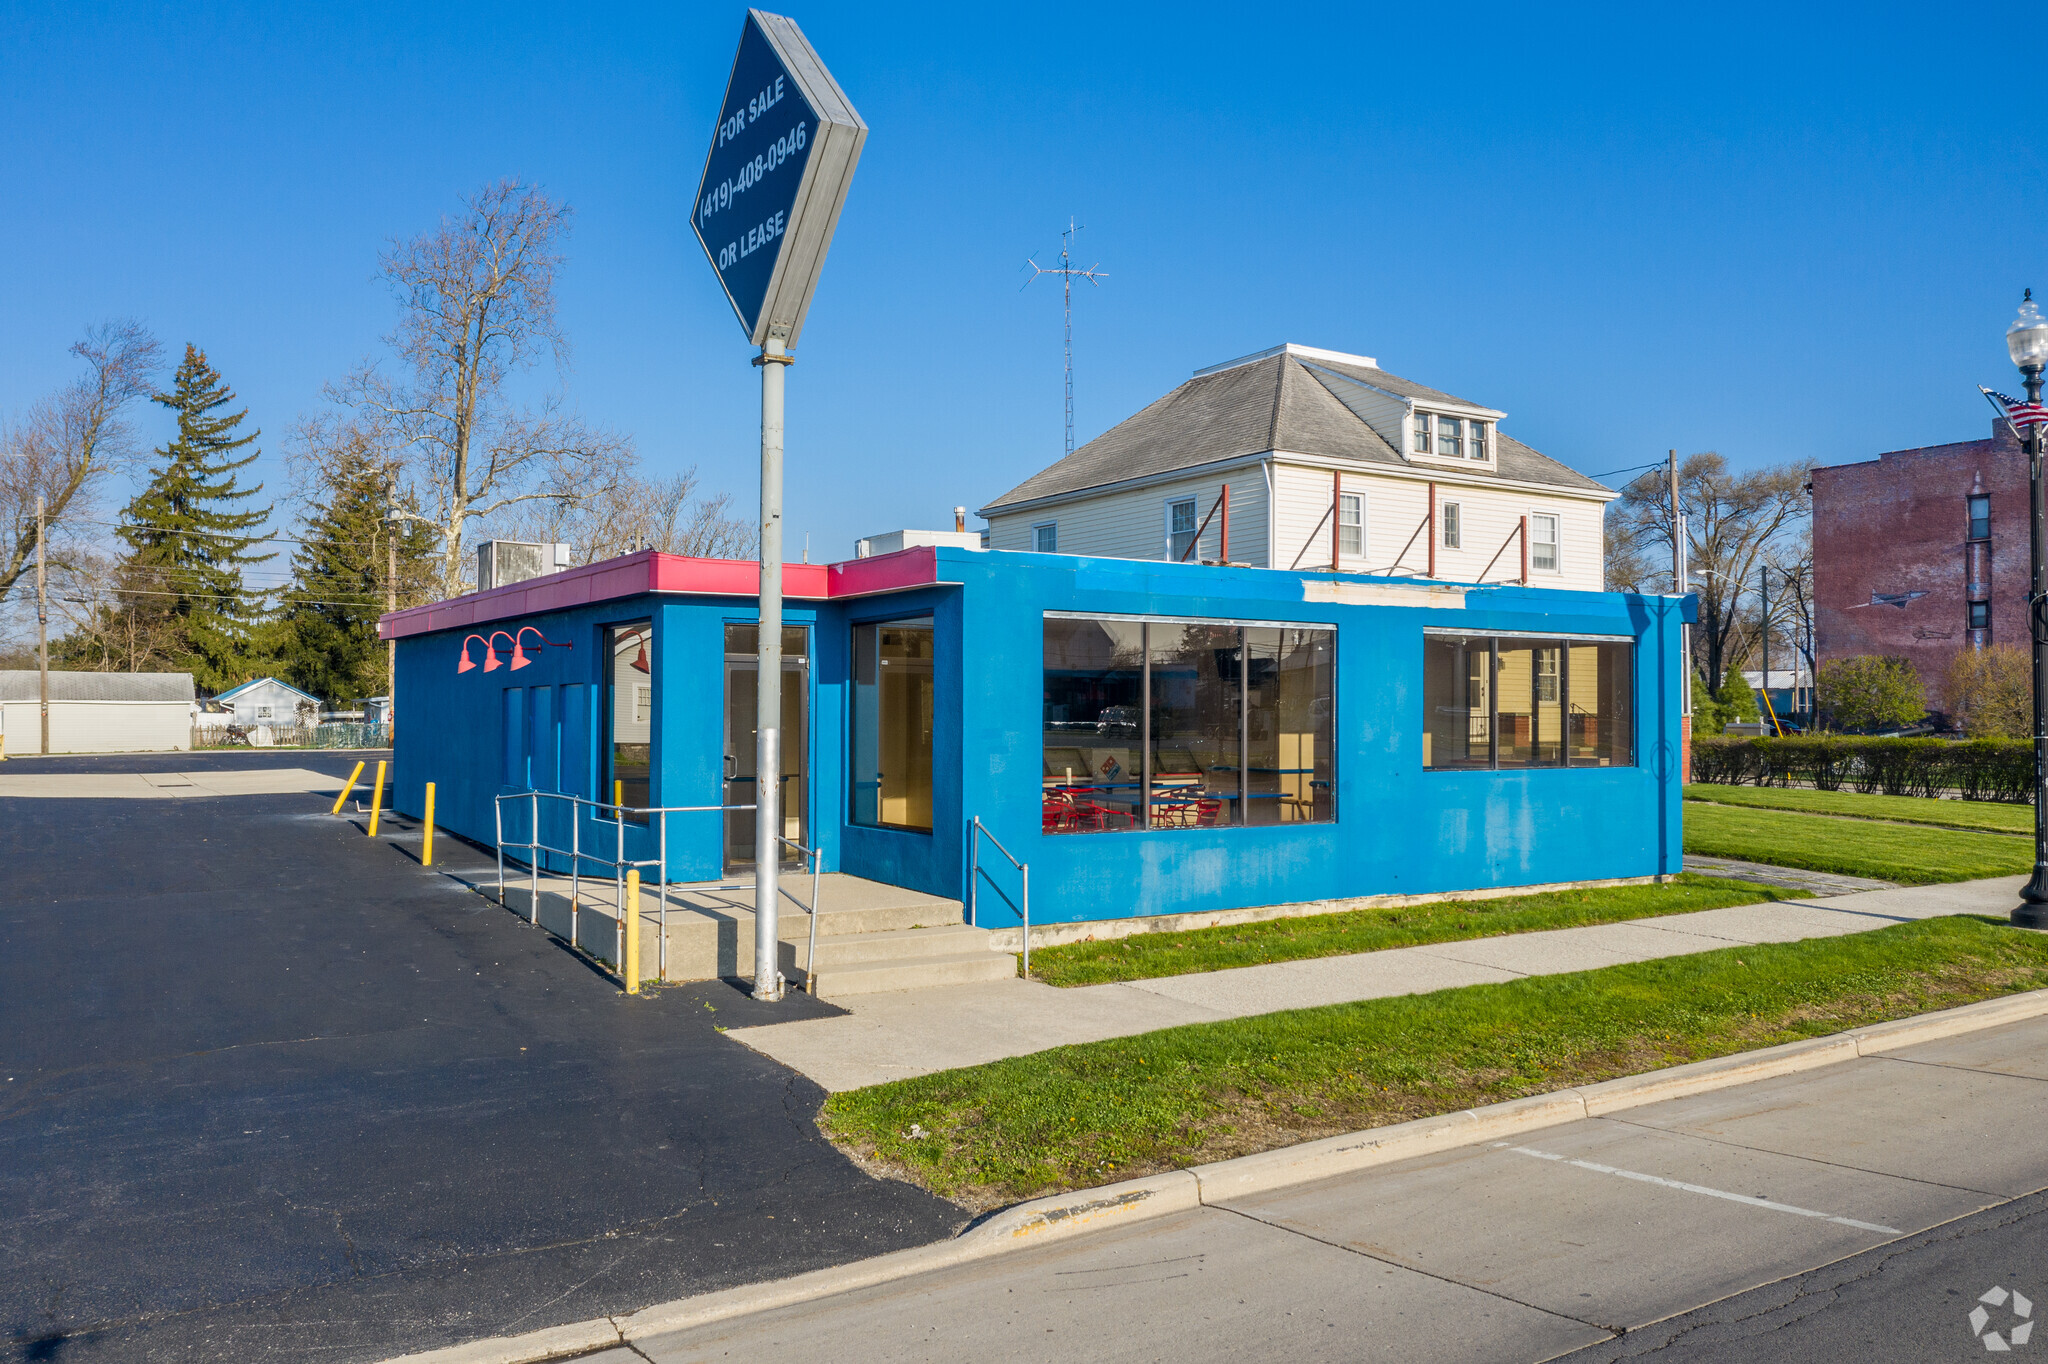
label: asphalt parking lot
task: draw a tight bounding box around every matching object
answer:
[0,750,963,1363]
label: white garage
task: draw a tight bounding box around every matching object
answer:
[0,671,195,755]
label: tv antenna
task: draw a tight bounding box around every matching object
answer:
[1025,217,1107,459]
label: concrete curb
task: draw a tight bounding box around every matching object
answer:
[376,987,2048,1364]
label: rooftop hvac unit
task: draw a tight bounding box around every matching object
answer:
[476,540,571,592]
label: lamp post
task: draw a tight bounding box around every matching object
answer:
[2006,293,2048,920]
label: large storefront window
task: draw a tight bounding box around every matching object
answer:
[604,621,653,821]
[1424,632,1632,769]
[1043,614,1335,833]
[851,619,935,831]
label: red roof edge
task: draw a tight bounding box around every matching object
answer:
[379,548,947,640]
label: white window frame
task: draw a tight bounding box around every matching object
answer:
[1033,521,1058,553]
[1528,511,1561,574]
[1441,501,1461,549]
[1337,492,1365,561]
[1411,410,1498,468]
[1165,497,1199,561]
[1436,416,1463,459]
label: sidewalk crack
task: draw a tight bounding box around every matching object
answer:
[1205,1201,1621,1335]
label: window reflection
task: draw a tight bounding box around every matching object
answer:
[1043,616,1336,833]
[851,620,935,831]
[1426,634,1633,770]
[605,621,653,821]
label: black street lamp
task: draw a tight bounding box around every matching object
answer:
[2006,294,2048,920]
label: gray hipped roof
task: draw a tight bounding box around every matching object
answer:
[982,349,1610,512]
[0,670,195,703]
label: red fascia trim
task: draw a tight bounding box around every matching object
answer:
[380,548,944,640]
[826,546,942,597]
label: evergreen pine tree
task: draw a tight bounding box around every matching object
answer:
[275,451,437,703]
[1714,670,1761,724]
[120,345,275,691]
[1691,673,1726,735]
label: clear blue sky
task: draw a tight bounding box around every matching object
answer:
[2,1,2038,564]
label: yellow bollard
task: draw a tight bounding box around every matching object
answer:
[422,782,436,866]
[623,868,641,995]
[331,760,366,815]
[366,760,386,837]
[614,778,624,813]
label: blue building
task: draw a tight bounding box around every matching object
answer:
[381,546,1687,945]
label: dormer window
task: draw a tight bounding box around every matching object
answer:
[1414,411,1493,462]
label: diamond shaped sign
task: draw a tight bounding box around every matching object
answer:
[692,10,867,348]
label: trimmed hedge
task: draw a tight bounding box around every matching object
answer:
[1690,735,2035,803]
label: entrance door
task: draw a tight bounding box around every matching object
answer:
[723,624,809,873]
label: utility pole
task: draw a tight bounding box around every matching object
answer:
[37,494,49,755]
[386,518,397,701]
[1760,563,1771,731]
[1670,450,1690,727]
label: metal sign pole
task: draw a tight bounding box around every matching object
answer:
[693,11,865,1001]
[754,335,790,999]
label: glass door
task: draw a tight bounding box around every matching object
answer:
[723,625,809,873]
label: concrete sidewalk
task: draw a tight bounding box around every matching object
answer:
[627,1008,2048,1364]
[728,874,2028,1092]
[0,766,344,798]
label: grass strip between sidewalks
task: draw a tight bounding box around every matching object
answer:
[1684,783,2031,835]
[1683,802,2034,884]
[820,917,2048,1211]
[1027,875,1786,988]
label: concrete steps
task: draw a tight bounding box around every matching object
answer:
[498,870,1015,997]
[805,922,1016,997]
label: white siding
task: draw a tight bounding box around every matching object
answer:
[987,468,1270,566]
[0,700,189,753]
[1320,379,1410,450]
[1271,462,1607,590]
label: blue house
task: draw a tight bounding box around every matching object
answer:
[380,545,1688,973]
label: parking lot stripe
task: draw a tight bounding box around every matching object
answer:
[1498,1144,1903,1235]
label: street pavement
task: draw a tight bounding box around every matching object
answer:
[0,751,962,1364]
[635,1010,2048,1363]
[729,875,2025,1092]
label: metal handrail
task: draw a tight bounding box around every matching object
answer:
[493,789,824,990]
[968,816,1031,977]
[778,833,825,994]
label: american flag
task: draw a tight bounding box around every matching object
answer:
[1984,386,2048,429]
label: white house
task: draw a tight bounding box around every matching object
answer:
[212,677,321,730]
[0,670,194,754]
[980,344,1617,591]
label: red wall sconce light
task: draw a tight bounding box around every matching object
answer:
[457,628,574,675]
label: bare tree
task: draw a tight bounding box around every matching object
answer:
[48,554,186,674]
[0,322,163,608]
[1606,452,1811,690]
[487,464,757,564]
[329,180,631,598]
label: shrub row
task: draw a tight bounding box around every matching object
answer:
[1690,735,2036,803]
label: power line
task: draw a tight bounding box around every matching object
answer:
[74,517,434,551]
[60,587,416,610]
[1590,460,1666,480]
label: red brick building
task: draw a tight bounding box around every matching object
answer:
[1812,418,2021,715]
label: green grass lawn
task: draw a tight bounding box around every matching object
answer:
[1028,876,1785,988]
[820,917,2048,1208]
[1685,783,2031,835]
[1683,802,2034,884]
